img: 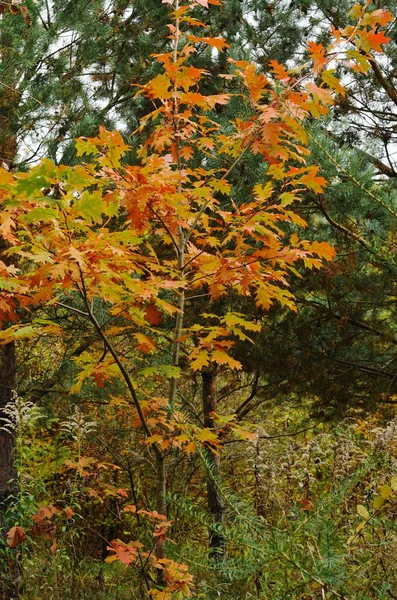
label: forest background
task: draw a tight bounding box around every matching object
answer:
[0,0,396,599]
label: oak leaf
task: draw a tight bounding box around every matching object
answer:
[359,29,390,53]
[7,526,26,548]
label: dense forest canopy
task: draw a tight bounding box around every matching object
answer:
[0,1,396,599]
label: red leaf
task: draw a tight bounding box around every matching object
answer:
[93,370,106,388]
[144,303,162,325]
[301,499,315,511]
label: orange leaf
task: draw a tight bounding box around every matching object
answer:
[358,29,390,53]
[134,333,157,353]
[301,498,315,511]
[7,526,27,548]
[32,505,59,523]
[232,425,256,441]
[362,9,393,28]
[64,507,74,519]
[269,60,290,82]
[179,146,194,161]
[307,41,327,73]
[189,35,230,51]
[0,213,16,243]
[212,350,242,370]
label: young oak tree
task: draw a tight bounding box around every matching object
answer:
[0,0,392,595]
[0,0,171,510]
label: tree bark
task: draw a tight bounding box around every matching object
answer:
[0,37,20,589]
[0,0,19,505]
[202,368,225,560]
[0,343,18,600]
[155,451,166,587]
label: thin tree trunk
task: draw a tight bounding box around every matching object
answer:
[155,452,166,586]
[202,368,225,560]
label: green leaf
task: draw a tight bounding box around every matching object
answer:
[140,365,181,379]
[75,191,106,223]
[0,325,36,344]
[15,176,51,196]
[75,138,99,157]
[23,207,58,224]
[111,231,142,246]
[279,192,297,207]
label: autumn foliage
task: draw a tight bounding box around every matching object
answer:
[0,0,393,597]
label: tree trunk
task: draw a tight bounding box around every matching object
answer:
[202,368,225,560]
[0,343,18,600]
[155,451,166,587]
[0,0,19,504]
[0,241,18,509]
[0,55,20,593]
[0,3,20,505]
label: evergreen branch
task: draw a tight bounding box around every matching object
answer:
[308,130,397,221]
[315,196,397,274]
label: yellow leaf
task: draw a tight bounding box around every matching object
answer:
[222,313,261,332]
[373,495,385,510]
[322,69,346,96]
[211,350,242,370]
[184,442,197,454]
[145,434,163,445]
[379,484,392,500]
[134,333,157,353]
[254,182,273,201]
[357,504,369,520]
[197,428,220,445]
[190,349,210,371]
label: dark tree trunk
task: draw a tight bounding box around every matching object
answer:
[0,239,17,508]
[0,342,19,600]
[0,89,19,593]
[202,368,225,560]
[0,27,19,504]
